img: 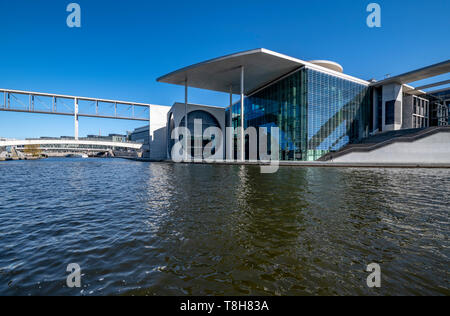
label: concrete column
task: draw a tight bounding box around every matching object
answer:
[185,79,189,162]
[166,111,171,160]
[74,98,79,140]
[240,66,245,161]
[228,85,233,161]
[149,104,152,158]
[372,88,379,133]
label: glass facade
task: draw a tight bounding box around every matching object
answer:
[429,89,450,126]
[230,67,372,161]
[306,69,371,160]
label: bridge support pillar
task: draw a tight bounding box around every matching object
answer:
[74,98,79,140]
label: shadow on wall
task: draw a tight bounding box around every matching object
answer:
[149,126,167,161]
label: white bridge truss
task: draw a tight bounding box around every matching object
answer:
[0,88,152,140]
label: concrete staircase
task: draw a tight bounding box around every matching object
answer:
[319,126,450,161]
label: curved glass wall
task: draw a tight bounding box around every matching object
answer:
[231,67,371,161]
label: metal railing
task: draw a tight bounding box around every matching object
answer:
[0,88,150,121]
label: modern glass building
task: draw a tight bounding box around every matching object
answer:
[157,48,449,162]
[227,68,371,161]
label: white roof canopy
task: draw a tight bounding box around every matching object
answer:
[157,48,367,95]
[157,49,306,95]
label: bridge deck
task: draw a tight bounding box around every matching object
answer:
[0,139,143,150]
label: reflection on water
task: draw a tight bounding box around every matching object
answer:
[0,158,448,295]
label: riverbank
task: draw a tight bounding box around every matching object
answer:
[0,157,44,161]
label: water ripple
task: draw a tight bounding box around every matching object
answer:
[0,159,448,295]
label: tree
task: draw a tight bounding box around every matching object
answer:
[23,145,42,157]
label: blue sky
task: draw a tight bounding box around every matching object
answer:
[0,0,448,139]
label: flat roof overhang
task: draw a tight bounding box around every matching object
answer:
[406,79,450,96]
[372,60,450,87]
[428,87,450,95]
[157,48,368,95]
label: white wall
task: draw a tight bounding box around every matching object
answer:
[382,83,403,131]
[149,105,171,160]
[333,132,450,164]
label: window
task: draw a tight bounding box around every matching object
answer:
[385,100,396,125]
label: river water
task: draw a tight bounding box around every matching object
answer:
[0,158,448,296]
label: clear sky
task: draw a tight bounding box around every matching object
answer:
[0,0,448,139]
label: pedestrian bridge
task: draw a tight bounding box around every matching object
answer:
[0,139,143,150]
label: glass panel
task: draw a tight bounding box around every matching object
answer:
[233,68,371,161]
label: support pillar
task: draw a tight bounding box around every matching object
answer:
[148,104,151,159]
[185,79,189,162]
[240,66,245,161]
[74,98,79,140]
[230,85,233,125]
[229,85,233,161]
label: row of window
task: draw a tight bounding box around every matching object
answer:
[413,96,429,117]
[412,115,428,128]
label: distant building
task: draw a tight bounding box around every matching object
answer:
[86,134,126,142]
[15,134,140,156]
